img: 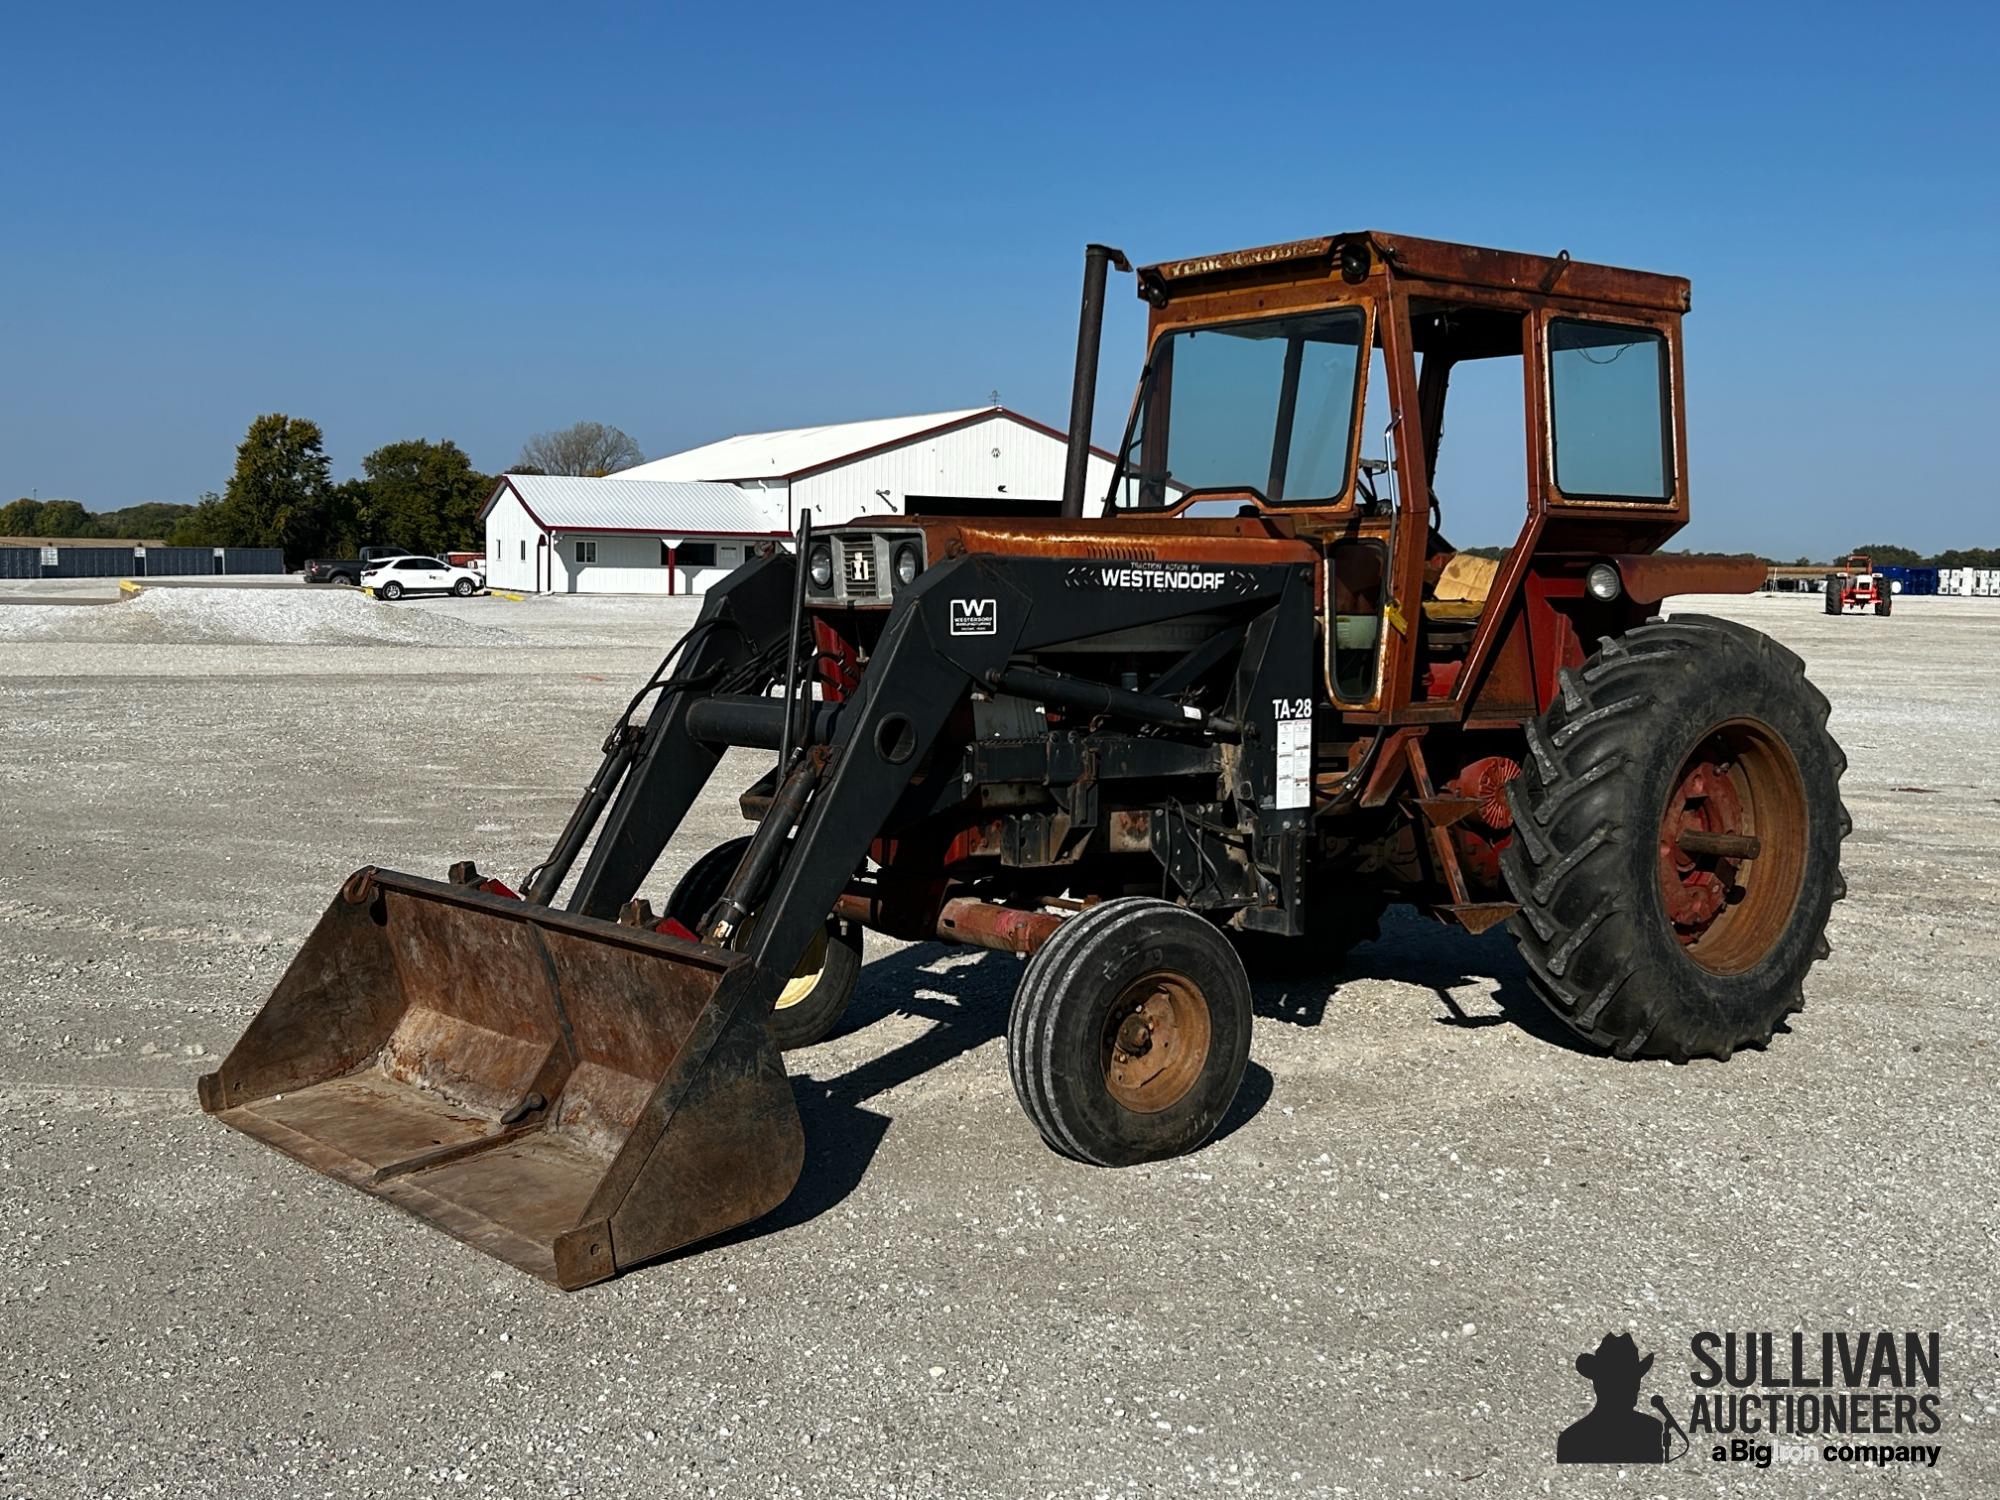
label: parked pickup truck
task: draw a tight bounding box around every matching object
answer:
[304,546,412,586]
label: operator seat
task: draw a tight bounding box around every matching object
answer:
[1423,551,1500,623]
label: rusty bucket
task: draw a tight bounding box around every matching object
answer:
[198,868,803,1288]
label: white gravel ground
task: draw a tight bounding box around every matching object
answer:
[0,588,1994,1498]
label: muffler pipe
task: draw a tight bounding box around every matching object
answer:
[1060,243,1132,519]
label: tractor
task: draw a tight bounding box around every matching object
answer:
[201,233,1850,1288]
[1825,553,1891,615]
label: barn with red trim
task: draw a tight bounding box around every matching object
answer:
[482,407,1119,595]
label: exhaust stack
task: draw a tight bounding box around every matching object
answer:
[1059,242,1132,519]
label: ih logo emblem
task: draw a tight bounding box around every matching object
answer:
[847,548,873,585]
[949,598,997,636]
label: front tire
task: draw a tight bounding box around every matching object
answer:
[1500,615,1848,1061]
[665,837,861,1050]
[453,577,475,597]
[1008,897,1252,1166]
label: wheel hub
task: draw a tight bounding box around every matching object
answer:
[1657,720,1809,976]
[1102,973,1211,1114]
[1659,754,1746,933]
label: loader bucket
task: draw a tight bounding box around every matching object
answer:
[197,868,803,1289]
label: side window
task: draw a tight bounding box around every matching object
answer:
[575,540,597,564]
[395,558,424,571]
[1328,541,1386,702]
[678,541,718,568]
[1548,320,1672,500]
[518,539,526,562]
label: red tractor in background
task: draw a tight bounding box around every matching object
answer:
[1826,554,1890,615]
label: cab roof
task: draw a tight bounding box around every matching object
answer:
[1136,231,1690,314]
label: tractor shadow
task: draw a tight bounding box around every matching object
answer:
[1249,904,1597,1056]
[701,942,1274,1250]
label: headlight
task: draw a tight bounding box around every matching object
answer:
[894,543,921,586]
[808,544,833,589]
[1585,562,1622,601]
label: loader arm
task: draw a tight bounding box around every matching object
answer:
[565,550,800,919]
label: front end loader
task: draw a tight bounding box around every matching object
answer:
[203,232,1849,1287]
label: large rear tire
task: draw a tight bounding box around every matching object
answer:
[665,837,861,1050]
[1009,897,1252,1166]
[1500,615,1848,1062]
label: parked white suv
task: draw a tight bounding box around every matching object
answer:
[362,555,484,600]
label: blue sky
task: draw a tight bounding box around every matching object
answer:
[2,0,1992,555]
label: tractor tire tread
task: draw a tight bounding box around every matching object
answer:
[1500,616,1849,1062]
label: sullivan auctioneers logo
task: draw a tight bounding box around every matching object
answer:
[1556,1328,1944,1471]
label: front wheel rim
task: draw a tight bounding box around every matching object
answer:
[729,911,829,1011]
[1101,972,1211,1114]
[1657,718,1809,976]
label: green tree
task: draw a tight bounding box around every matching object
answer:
[360,438,491,555]
[167,492,226,546]
[86,501,197,539]
[318,478,373,559]
[215,414,335,564]
[30,499,91,537]
[0,498,42,535]
[1850,542,1921,566]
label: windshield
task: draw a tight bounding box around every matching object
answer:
[1110,307,1367,510]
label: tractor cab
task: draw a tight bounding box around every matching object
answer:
[1098,233,1760,720]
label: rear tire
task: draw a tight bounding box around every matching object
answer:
[1008,897,1252,1166]
[665,837,861,1050]
[1823,585,1839,614]
[1875,593,1891,616]
[381,580,403,600]
[1500,615,1848,1062]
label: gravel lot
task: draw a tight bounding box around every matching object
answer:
[1,586,1993,1498]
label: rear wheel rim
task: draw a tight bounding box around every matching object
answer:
[1101,972,1211,1114]
[1657,718,1808,975]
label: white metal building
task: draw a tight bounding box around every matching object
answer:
[484,408,1121,596]
[482,474,785,596]
[613,407,1121,531]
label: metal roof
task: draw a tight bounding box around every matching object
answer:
[486,474,785,534]
[611,409,996,484]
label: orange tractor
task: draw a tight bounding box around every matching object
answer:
[1825,554,1891,615]
[201,233,1850,1286]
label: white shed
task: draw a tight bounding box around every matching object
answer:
[612,407,1121,530]
[481,474,785,596]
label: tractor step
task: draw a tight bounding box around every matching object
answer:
[1439,901,1519,935]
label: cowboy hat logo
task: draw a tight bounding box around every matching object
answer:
[1557,1332,1684,1464]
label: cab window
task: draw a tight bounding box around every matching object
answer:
[1547,320,1672,500]
[1114,308,1366,509]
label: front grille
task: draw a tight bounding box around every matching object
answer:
[839,538,878,597]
